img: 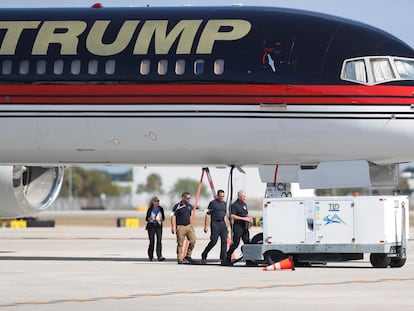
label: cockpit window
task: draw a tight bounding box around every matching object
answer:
[341,56,414,85]
[370,58,395,83]
[395,59,414,79]
[343,59,367,83]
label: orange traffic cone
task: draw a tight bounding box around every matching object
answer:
[262,256,295,271]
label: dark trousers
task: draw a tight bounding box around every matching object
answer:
[226,222,250,260]
[147,223,163,259]
[202,221,228,261]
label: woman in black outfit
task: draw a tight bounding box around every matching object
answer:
[145,196,165,261]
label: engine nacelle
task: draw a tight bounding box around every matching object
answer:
[0,166,64,218]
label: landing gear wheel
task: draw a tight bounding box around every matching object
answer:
[389,257,406,268]
[264,250,286,265]
[370,253,391,268]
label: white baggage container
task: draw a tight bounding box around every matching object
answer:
[243,196,409,268]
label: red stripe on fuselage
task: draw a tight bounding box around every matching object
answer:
[0,84,413,105]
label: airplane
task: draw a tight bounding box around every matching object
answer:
[0,5,414,217]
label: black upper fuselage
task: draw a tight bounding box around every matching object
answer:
[0,6,413,85]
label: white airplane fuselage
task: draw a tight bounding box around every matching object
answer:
[0,101,412,166]
[0,83,412,166]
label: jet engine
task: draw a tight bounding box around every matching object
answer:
[0,166,64,218]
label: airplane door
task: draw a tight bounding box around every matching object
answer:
[261,36,296,85]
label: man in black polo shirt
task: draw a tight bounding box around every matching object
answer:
[223,190,252,266]
[171,192,196,264]
[201,189,230,264]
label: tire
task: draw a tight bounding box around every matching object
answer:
[389,257,406,268]
[370,253,391,268]
[293,257,312,267]
[250,232,263,244]
[264,250,286,265]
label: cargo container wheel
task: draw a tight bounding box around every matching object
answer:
[389,257,406,268]
[370,253,391,268]
[263,250,286,265]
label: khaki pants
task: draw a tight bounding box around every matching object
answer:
[176,224,196,260]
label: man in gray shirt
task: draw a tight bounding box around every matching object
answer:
[201,189,230,264]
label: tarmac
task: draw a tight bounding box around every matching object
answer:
[0,226,413,310]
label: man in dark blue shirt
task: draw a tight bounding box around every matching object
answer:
[223,190,252,266]
[201,189,230,264]
[171,192,196,264]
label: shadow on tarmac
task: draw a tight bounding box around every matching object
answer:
[0,255,378,268]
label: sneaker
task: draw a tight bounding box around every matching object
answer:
[184,256,193,264]
[158,257,165,261]
[177,260,183,264]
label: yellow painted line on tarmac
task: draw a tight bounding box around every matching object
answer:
[207,288,234,292]
[243,285,267,289]
[104,296,129,300]
[175,291,196,295]
[141,293,162,297]
[64,299,91,303]
[1,277,413,308]
[278,283,302,287]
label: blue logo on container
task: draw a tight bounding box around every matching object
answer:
[323,214,346,225]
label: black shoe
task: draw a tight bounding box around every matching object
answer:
[148,257,153,261]
[177,260,183,264]
[201,254,207,265]
[221,260,233,266]
[158,257,165,261]
[184,256,193,264]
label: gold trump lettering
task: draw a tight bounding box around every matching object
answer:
[87,20,140,56]
[0,21,40,55]
[0,19,251,56]
[134,20,202,55]
[197,19,252,54]
[32,21,87,55]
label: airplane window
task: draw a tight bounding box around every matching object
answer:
[370,58,395,83]
[19,60,29,75]
[54,60,64,75]
[88,60,98,75]
[158,60,168,75]
[140,60,150,75]
[175,59,185,75]
[194,59,204,75]
[36,60,47,75]
[1,60,12,75]
[71,60,81,75]
[343,60,367,83]
[105,60,116,75]
[395,59,414,79]
[214,59,224,75]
